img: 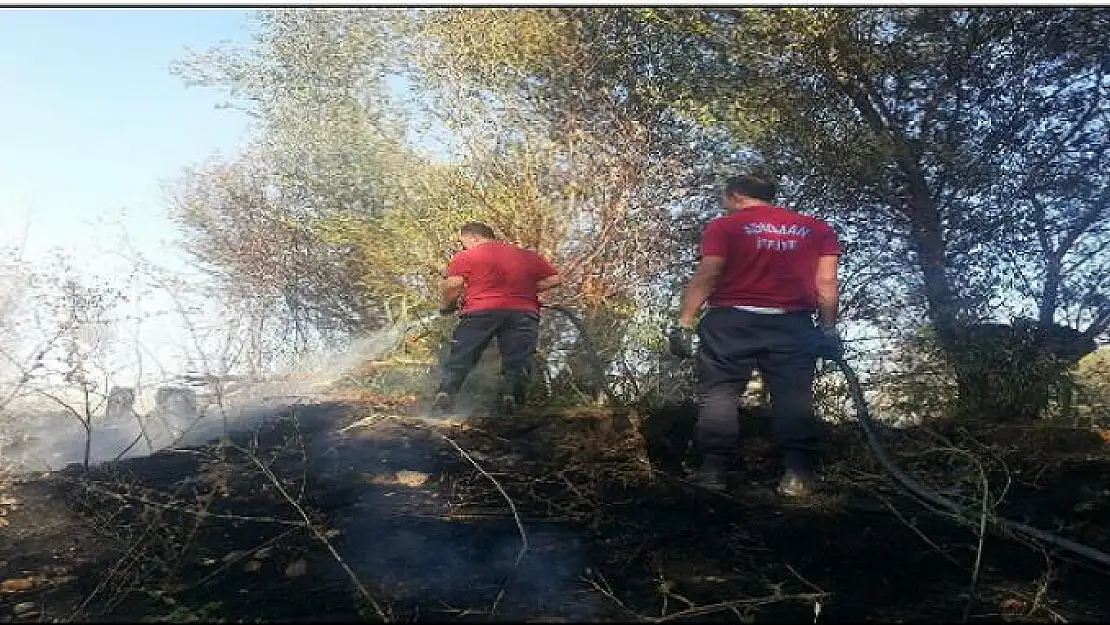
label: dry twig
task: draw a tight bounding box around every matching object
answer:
[961,468,991,623]
[340,412,531,614]
[435,430,529,614]
[241,444,390,621]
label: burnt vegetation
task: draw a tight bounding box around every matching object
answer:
[2,7,1110,624]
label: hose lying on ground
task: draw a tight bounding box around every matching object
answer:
[832,355,1110,571]
[536,312,1110,570]
[409,306,1110,570]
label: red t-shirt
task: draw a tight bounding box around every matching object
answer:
[446,241,558,314]
[700,204,841,312]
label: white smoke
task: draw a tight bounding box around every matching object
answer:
[0,315,440,474]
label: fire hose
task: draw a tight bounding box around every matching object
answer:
[540,304,616,405]
[416,306,1110,570]
[538,310,1110,570]
[829,354,1110,570]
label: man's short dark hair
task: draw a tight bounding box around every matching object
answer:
[724,174,777,203]
[459,222,497,239]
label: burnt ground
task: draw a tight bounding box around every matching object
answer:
[1,395,1109,623]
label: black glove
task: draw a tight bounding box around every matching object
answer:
[667,325,696,359]
[814,326,844,360]
[438,302,459,317]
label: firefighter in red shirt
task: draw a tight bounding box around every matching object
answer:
[435,222,562,415]
[671,175,844,497]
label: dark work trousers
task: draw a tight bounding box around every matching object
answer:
[696,307,822,472]
[437,309,541,402]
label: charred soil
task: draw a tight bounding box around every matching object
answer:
[1,397,1108,622]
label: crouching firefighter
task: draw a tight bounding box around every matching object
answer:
[434,222,563,416]
[670,174,844,498]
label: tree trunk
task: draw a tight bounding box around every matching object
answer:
[83,423,92,469]
[835,68,969,395]
[83,384,93,469]
[902,177,993,418]
[1039,258,1062,327]
[902,181,966,351]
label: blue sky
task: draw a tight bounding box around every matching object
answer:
[0,9,265,379]
[0,9,255,265]
[0,8,453,382]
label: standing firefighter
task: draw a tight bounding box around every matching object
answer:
[670,174,844,497]
[435,222,562,415]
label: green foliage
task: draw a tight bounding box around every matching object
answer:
[859,326,961,424]
[173,8,706,386]
[170,8,1110,409]
[172,11,450,334]
[589,9,1110,342]
[944,321,1096,422]
[589,8,1110,405]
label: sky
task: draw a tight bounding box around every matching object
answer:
[0,8,254,264]
[0,9,461,388]
[0,9,259,380]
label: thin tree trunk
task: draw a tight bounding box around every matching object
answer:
[1039,259,1062,328]
[83,423,92,469]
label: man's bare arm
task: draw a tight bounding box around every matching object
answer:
[815,255,839,328]
[440,275,465,310]
[678,256,726,328]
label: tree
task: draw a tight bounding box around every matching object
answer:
[0,242,50,415]
[173,8,1110,416]
[1073,348,1110,424]
[407,8,749,397]
[1002,43,1110,336]
[170,148,380,347]
[5,254,127,468]
[172,10,416,340]
[547,8,1110,413]
[173,9,720,401]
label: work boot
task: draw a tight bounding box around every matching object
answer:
[690,454,729,493]
[776,468,818,498]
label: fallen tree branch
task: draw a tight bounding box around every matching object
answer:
[871,489,964,568]
[962,469,990,623]
[186,527,299,591]
[585,565,828,624]
[68,516,160,620]
[583,569,642,621]
[240,444,390,621]
[76,479,303,527]
[650,593,828,623]
[435,430,529,614]
[339,413,530,614]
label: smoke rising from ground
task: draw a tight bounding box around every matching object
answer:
[0,315,440,473]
